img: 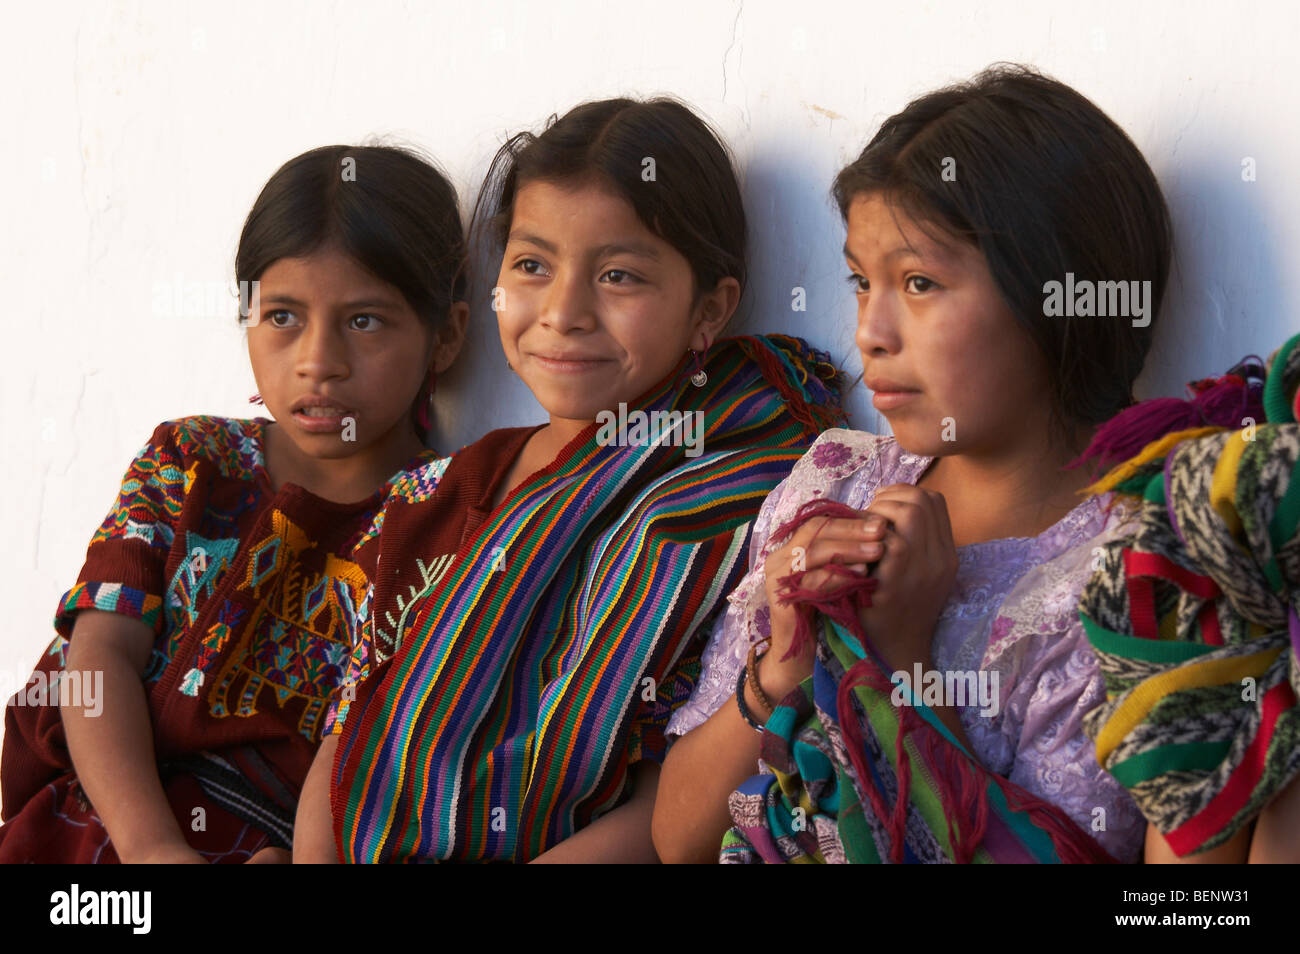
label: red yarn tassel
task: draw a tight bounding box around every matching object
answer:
[774,497,1120,863]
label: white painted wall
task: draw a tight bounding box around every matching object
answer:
[3,0,1297,751]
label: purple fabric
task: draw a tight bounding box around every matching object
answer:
[668,428,1149,862]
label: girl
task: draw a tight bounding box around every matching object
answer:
[0,144,468,863]
[654,65,1173,864]
[293,97,845,863]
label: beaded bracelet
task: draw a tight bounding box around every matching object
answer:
[745,641,775,715]
[735,663,766,733]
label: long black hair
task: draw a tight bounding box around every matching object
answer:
[473,97,746,302]
[833,64,1173,439]
[236,143,467,436]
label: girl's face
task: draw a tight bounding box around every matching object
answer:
[845,192,1054,459]
[246,246,445,462]
[496,179,736,432]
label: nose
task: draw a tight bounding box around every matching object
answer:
[539,268,596,334]
[294,317,350,384]
[854,288,902,358]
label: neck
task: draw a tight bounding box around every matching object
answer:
[920,421,1097,545]
[539,416,594,459]
[264,422,425,503]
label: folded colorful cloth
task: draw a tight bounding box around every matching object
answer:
[1078,332,1300,856]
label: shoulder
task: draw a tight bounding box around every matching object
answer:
[982,494,1139,678]
[437,425,541,484]
[1028,493,1140,571]
[385,452,451,506]
[800,428,897,477]
[352,427,535,555]
[152,415,265,481]
[461,425,542,456]
[743,429,922,560]
[781,428,929,506]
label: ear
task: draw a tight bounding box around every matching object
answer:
[432,301,470,374]
[690,277,741,353]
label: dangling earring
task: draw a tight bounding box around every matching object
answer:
[248,393,264,405]
[690,350,708,388]
[415,369,437,433]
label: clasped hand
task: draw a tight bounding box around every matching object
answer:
[760,483,958,688]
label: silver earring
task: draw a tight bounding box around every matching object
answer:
[690,350,708,388]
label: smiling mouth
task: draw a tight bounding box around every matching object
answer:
[530,354,610,373]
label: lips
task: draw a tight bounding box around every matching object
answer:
[291,395,352,415]
[865,376,921,412]
[289,395,353,432]
[864,377,920,394]
[530,351,611,373]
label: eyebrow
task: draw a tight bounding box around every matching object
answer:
[595,242,660,261]
[507,231,660,261]
[260,294,401,310]
[842,242,955,267]
[508,231,558,253]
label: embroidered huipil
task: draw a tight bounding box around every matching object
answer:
[667,429,1148,861]
[0,416,437,862]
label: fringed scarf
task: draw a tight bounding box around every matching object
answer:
[331,335,844,862]
[1077,332,1300,856]
[721,499,1115,864]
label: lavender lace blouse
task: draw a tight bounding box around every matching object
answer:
[666,429,1147,862]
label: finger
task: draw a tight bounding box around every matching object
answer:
[773,550,878,596]
[793,515,888,544]
[801,536,884,570]
[869,494,952,562]
[858,528,908,597]
[792,563,871,595]
[775,542,875,593]
[870,483,933,503]
[862,496,926,536]
[772,521,882,568]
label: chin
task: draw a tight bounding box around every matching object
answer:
[286,431,364,460]
[543,403,600,425]
[530,389,600,422]
[885,420,951,458]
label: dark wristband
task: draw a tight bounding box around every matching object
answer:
[735,663,766,733]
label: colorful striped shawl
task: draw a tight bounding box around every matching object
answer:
[1078,332,1300,856]
[331,335,844,861]
[720,499,1116,864]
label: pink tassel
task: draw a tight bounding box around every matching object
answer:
[1067,358,1266,475]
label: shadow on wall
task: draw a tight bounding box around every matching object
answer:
[1139,138,1284,404]
[428,128,1282,458]
[740,140,887,437]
